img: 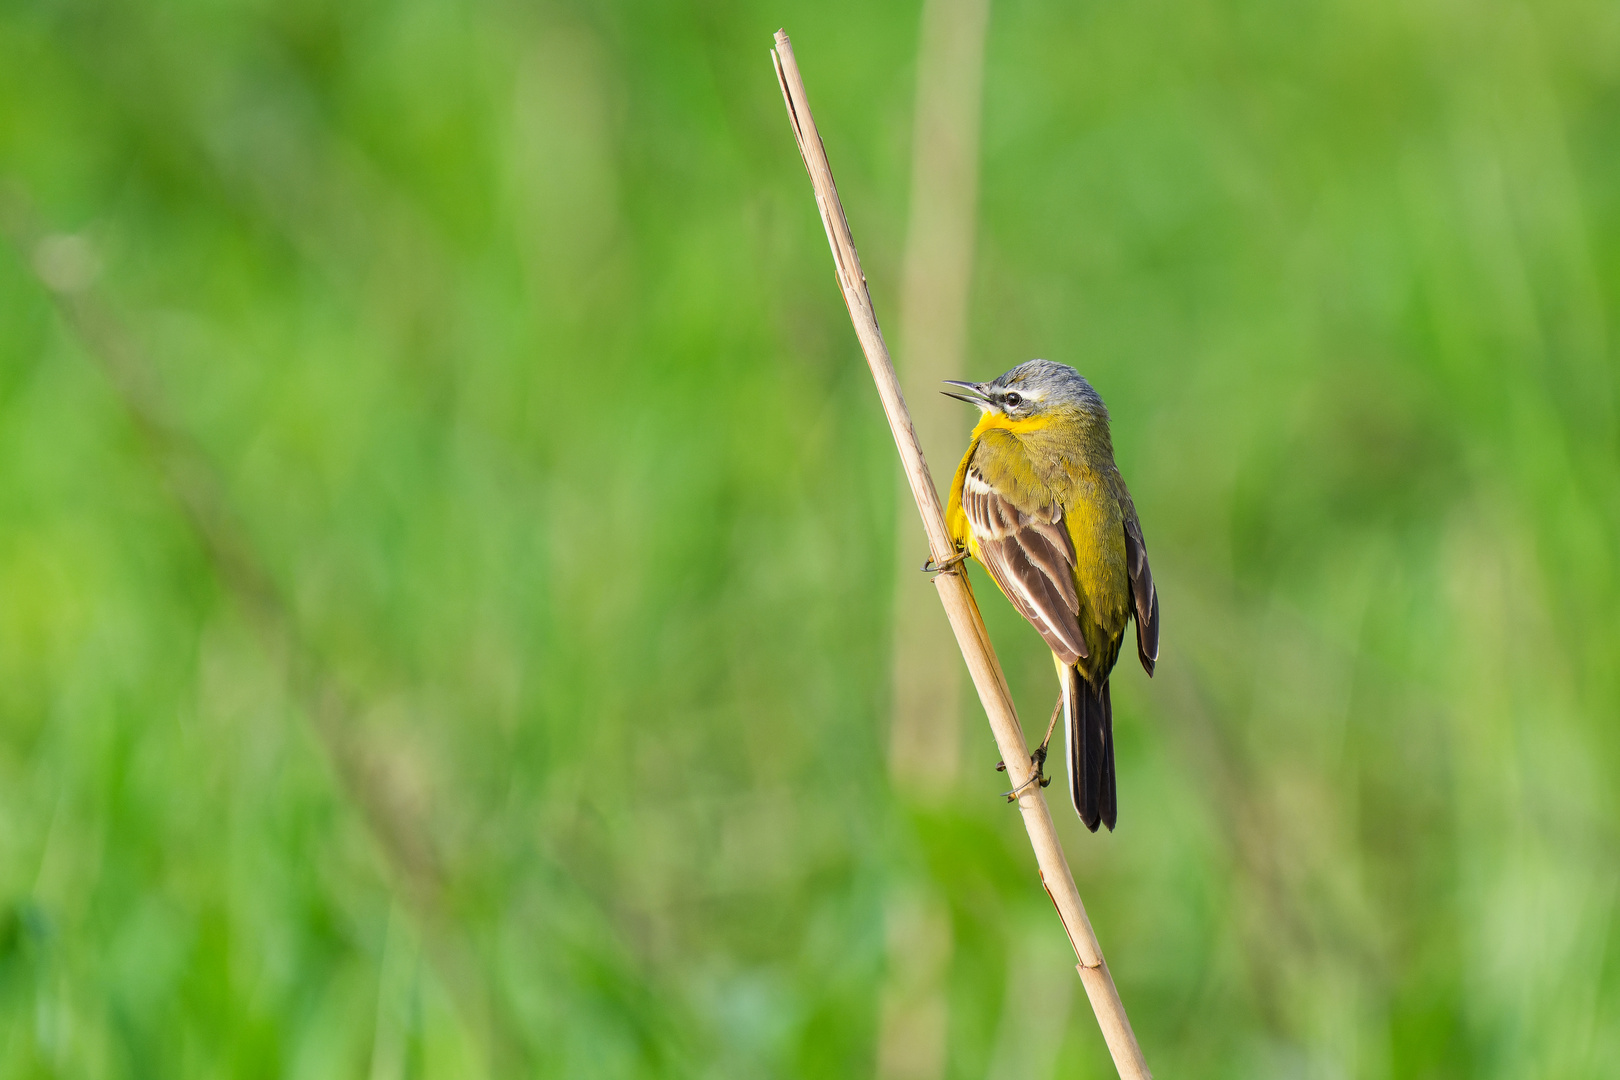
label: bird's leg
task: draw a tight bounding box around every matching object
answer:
[920,548,970,576]
[1034,693,1062,767]
[998,696,1063,801]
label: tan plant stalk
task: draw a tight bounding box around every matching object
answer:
[770,30,1152,1080]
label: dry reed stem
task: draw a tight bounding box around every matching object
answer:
[770,30,1152,1080]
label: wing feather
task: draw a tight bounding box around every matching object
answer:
[963,468,1088,665]
[1122,512,1159,675]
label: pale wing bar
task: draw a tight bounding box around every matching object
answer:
[962,470,1088,665]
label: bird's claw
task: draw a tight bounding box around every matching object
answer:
[997,743,1052,801]
[921,549,970,576]
[997,698,1063,802]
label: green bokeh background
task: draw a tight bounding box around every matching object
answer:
[2,0,1618,1076]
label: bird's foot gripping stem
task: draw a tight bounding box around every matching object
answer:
[920,548,969,576]
[997,743,1052,801]
[995,697,1063,802]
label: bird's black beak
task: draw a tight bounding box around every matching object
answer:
[941,380,992,407]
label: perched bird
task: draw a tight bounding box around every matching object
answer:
[941,360,1159,831]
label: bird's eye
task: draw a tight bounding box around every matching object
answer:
[1004,392,1023,408]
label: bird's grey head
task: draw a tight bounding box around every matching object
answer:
[942,359,1107,422]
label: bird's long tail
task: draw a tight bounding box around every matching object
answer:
[1062,664,1116,832]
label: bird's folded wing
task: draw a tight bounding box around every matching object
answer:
[962,468,1088,665]
[1123,511,1159,675]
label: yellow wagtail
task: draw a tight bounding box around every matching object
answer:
[939,360,1159,832]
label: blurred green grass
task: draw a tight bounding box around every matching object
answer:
[1,0,1618,1076]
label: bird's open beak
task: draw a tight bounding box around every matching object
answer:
[941,380,992,408]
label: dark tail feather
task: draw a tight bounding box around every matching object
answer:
[1065,667,1117,833]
